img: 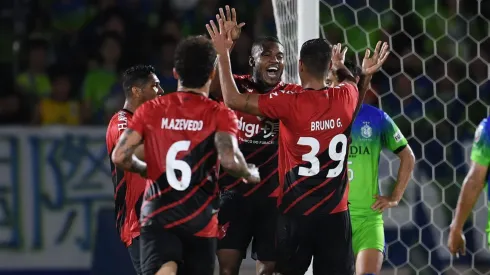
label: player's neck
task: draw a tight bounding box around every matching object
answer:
[177,85,209,98]
[301,77,327,90]
[122,100,138,113]
[251,76,275,93]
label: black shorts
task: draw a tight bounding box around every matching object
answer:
[140,224,216,275]
[128,236,142,275]
[275,210,355,275]
[217,194,277,261]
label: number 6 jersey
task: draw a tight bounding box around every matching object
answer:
[128,91,238,237]
[257,83,359,216]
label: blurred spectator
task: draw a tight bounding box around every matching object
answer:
[81,32,122,124]
[170,0,200,12]
[154,36,178,92]
[159,19,182,41]
[16,39,51,98]
[33,69,80,125]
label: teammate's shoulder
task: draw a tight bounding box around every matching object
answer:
[233,74,251,81]
[108,109,133,124]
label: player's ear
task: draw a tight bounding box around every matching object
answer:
[355,76,360,84]
[172,68,179,80]
[209,68,216,81]
[298,59,304,72]
[249,56,255,67]
[131,86,140,98]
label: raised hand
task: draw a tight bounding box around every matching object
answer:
[362,41,390,75]
[216,5,245,41]
[331,43,348,69]
[206,18,233,55]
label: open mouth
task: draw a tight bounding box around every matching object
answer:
[266,66,279,78]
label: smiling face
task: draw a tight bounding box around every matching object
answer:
[250,41,285,87]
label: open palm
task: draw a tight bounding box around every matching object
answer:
[216,5,245,41]
[362,41,390,75]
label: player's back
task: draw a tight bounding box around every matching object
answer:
[133,91,236,237]
[272,83,359,216]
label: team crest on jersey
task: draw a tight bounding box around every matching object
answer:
[361,122,372,139]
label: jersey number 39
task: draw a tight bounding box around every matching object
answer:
[297,134,348,178]
[166,140,192,191]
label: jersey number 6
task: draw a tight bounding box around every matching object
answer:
[166,140,192,191]
[297,134,348,178]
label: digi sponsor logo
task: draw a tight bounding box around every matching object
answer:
[238,116,277,138]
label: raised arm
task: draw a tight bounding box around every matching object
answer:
[207,18,262,116]
[209,6,245,99]
[214,132,260,183]
[355,42,390,114]
[111,129,147,177]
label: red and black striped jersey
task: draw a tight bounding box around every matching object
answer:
[106,109,150,247]
[128,92,238,238]
[258,83,359,216]
[219,74,302,200]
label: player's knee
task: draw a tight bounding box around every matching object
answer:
[256,261,275,275]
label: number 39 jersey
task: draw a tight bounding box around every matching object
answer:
[128,92,238,237]
[258,83,359,216]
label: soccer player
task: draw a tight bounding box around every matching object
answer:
[448,116,490,257]
[111,35,260,275]
[209,6,301,275]
[106,64,163,275]
[326,61,415,275]
[207,18,389,275]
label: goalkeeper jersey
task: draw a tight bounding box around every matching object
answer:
[348,104,408,218]
[469,117,490,236]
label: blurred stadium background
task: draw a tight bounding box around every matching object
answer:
[0,0,488,275]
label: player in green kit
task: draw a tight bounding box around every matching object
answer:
[448,117,490,257]
[326,61,415,275]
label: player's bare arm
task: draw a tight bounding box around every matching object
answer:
[372,145,415,212]
[111,129,147,177]
[134,144,145,161]
[448,161,488,256]
[209,5,245,98]
[215,131,260,183]
[207,18,263,116]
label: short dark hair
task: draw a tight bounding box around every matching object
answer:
[251,36,282,55]
[122,65,156,97]
[299,38,332,79]
[174,36,216,88]
[344,60,362,78]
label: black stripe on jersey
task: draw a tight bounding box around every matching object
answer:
[281,134,353,216]
[110,151,127,234]
[220,135,279,196]
[141,133,219,233]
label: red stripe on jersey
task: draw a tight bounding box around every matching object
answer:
[303,172,347,215]
[144,186,172,202]
[165,192,217,230]
[283,175,336,214]
[283,160,334,195]
[219,135,278,179]
[114,174,126,197]
[141,176,209,225]
[243,168,278,197]
[144,150,215,200]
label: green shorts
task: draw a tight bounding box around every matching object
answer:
[351,215,385,255]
